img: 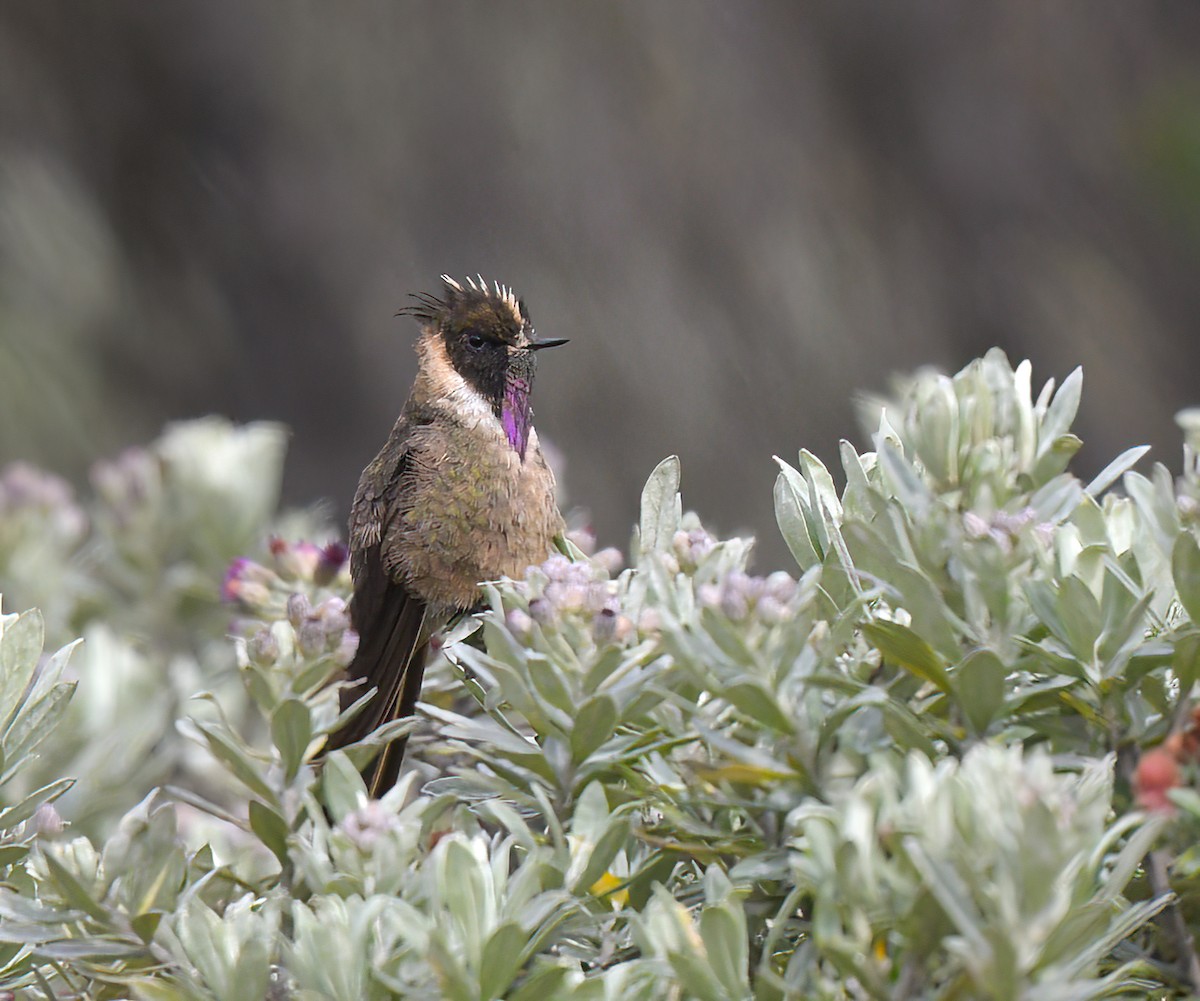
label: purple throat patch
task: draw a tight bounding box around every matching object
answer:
[501,377,533,459]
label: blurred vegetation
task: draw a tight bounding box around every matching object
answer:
[1,352,1200,996]
[4,5,1200,565]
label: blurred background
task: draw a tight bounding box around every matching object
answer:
[2,2,1199,567]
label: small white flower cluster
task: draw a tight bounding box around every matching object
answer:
[962,506,1053,554]
[336,798,403,851]
[564,524,624,575]
[697,570,799,624]
[657,527,717,575]
[244,593,356,668]
[0,461,87,541]
[289,593,355,661]
[508,553,633,645]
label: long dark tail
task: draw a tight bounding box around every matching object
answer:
[364,641,429,796]
[328,576,428,796]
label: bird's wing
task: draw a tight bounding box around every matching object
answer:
[327,435,430,793]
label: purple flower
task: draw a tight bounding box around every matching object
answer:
[316,541,349,585]
[221,558,274,608]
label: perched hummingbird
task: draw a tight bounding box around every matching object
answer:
[330,275,567,795]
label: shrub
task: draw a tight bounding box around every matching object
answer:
[1,350,1199,998]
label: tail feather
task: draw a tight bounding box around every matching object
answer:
[329,578,428,795]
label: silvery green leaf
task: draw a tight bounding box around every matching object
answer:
[862,620,951,692]
[698,902,750,999]
[1032,433,1083,485]
[321,751,367,822]
[248,800,289,866]
[0,681,75,780]
[955,649,1008,735]
[1053,576,1103,663]
[911,371,961,484]
[874,440,932,518]
[638,456,682,557]
[887,563,963,661]
[479,921,529,999]
[34,936,143,960]
[0,608,44,733]
[434,836,491,958]
[169,895,275,1001]
[570,693,618,764]
[271,698,313,783]
[1172,532,1200,626]
[185,719,278,807]
[877,407,903,452]
[838,439,874,519]
[572,815,632,899]
[773,464,821,570]
[1124,465,1182,555]
[103,795,188,917]
[799,449,842,524]
[0,774,72,831]
[1084,445,1151,499]
[1172,631,1200,695]
[1030,471,1083,525]
[526,653,579,723]
[1095,815,1165,904]
[507,965,576,1001]
[1038,366,1083,453]
[722,678,794,734]
[39,850,109,923]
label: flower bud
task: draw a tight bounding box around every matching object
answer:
[338,799,400,850]
[556,583,590,612]
[297,619,326,658]
[756,596,788,624]
[672,527,716,570]
[593,547,624,575]
[637,608,662,636]
[29,803,65,838]
[247,627,280,666]
[541,554,575,583]
[592,607,619,645]
[763,571,798,604]
[286,593,312,628]
[221,559,275,609]
[506,608,534,641]
[963,511,990,540]
[315,541,349,585]
[529,598,556,627]
[315,596,350,638]
[334,630,359,667]
[720,586,750,622]
[566,525,597,556]
[270,538,322,581]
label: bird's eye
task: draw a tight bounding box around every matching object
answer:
[466,333,486,351]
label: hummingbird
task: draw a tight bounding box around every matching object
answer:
[329,275,567,795]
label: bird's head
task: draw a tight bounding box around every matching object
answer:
[401,275,566,458]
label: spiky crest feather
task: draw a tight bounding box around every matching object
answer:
[398,275,529,335]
